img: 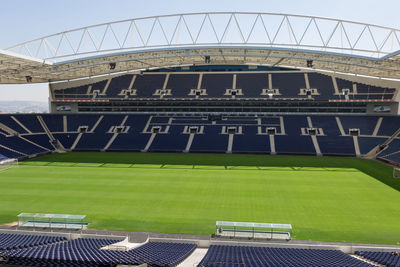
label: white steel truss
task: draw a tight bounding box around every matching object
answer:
[6,12,400,63]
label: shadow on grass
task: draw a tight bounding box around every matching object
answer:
[28,152,400,192]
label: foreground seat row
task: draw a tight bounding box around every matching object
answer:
[2,233,397,267]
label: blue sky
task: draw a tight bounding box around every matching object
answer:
[0,0,399,101]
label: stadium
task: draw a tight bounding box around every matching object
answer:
[0,10,400,267]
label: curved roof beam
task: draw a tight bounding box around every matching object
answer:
[6,12,400,63]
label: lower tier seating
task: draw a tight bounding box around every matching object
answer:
[3,236,196,267]
[384,153,400,165]
[198,245,371,267]
[0,153,7,161]
[0,233,66,250]
[356,250,400,267]
[0,114,398,164]
[0,234,379,267]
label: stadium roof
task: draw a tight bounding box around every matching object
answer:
[1,12,400,84]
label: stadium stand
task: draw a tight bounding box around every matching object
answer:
[378,116,400,136]
[134,74,166,98]
[379,139,400,158]
[198,245,372,267]
[0,114,399,164]
[3,237,196,267]
[106,74,133,98]
[356,250,400,266]
[1,233,382,267]
[358,137,388,155]
[52,72,395,101]
[236,73,268,98]
[0,154,7,161]
[201,74,233,98]
[0,233,66,250]
[272,72,307,98]
[167,74,199,98]
[378,138,400,165]
[0,135,48,156]
[232,126,270,153]
[2,11,400,267]
[384,152,400,165]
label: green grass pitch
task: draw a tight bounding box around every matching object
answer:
[1,152,400,245]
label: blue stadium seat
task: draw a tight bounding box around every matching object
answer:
[356,250,400,266]
[41,114,64,132]
[201,74,233,98]
[0,115,29,134]
[149,126,187,151]
[134,74,166,98]
[272,73,306,98]
[0,113,398,160]
[339,116,379,136]
[199,245,371,267]
[167,74,199,98]
[4,237,196,267]
[0,153,8,161]
[75,115,126,150]
[107,75,134,98]
[232,126,270,153]
[0,233,66,250]
[190,126,228,152]
[236,73,268,97]
[51,72,395,102]
[308,72,335,100]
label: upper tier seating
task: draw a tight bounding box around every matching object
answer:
[106,74,133,98]
[272,72,307,98]
[308,72,335,99]
[167,74,199,98]
[201,74,233,98]
[134,74,166,98]
[54,80,107,99]
[198,245,371,267]
[53,72,395,101]
[54,84,88,98]
[236,73,268,97]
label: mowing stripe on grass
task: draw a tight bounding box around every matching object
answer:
[4,152,399,244]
